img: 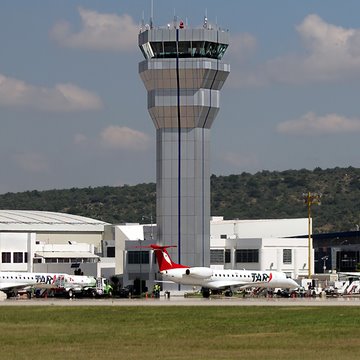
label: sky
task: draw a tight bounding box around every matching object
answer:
[1,0,360,194]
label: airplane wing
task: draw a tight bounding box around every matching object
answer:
[0,283,33,293]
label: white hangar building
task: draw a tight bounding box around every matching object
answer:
[0,210,110,276]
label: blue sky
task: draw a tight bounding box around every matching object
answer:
[1,0,360,193]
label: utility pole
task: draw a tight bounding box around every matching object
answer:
[142,213,154,240]
[303,192,321,278]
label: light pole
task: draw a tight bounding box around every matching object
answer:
[321,256,329,273]
[142,213,154,240]
[303,192,321,278]
[138,238,143,296]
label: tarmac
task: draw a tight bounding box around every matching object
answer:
[1,295,360,306]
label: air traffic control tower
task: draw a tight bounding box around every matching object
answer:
[139,18,229,271]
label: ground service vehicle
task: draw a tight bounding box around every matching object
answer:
[64,276,113,298]
[90,277,113,297]
[41,275,112,298]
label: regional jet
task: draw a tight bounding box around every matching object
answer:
[149,244,299,297]
[0,271,96,298]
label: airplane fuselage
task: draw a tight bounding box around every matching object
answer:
[0,272,64,290]
[0,271,96,297]
[161,268,298,290]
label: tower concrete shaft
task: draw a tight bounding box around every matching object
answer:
[139,22,229,268]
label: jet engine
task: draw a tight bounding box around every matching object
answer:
[185,267,213,279]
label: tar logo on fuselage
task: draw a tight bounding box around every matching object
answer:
[35,275,55,284]
[251,272,271,282]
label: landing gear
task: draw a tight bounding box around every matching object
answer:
[6,290,18,299]
[201,288,211,298]
[224,289,233,297]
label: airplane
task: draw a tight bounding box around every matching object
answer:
[0,271,96,299]
[149,244,299,297]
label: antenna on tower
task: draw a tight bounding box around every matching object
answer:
[141,10,145,28]
[203,9,208,29]
[150,0,154,29]
[173,9,177,29]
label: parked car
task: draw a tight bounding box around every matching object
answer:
[117,285,133,298]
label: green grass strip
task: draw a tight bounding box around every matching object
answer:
[0,306,359,359]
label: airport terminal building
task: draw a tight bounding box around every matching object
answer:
[2,209,360,292]
[0,210,309,288]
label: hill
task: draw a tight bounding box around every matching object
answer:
[1,167,360,233]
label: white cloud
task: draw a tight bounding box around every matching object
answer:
[232,14,360,87]
[297,14,353,54]
[226,33,257,87]
[229,33,257,61]
[278,14,360,83]
[13,152,48,173]
[0,73,103,111]
[277,112,360,135]
[100,126,150,151]
[50,7,138,51]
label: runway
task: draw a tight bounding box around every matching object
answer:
[1,295,360,306]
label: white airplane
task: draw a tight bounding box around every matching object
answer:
[149,244,299,297]
[0,271,96,299]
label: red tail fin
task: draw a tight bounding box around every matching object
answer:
[150,244,188,271]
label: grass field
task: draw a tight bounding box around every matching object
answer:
[0,306,359,359]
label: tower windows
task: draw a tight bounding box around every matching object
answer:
[140,41,228,60]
